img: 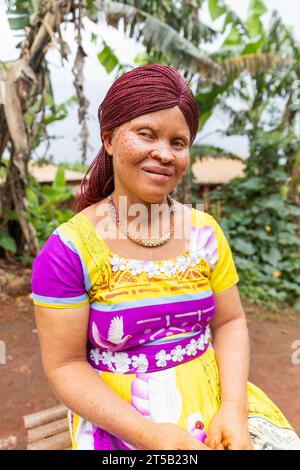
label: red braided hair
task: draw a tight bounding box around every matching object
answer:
[74,64,200,212]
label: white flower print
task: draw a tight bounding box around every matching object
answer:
[144,262,161,278]
[155,350,169,368]
[113,352,131,373]
[160,261,177,277]
[197,337,205,351]
[204,327,211,343]
[101,351,115,370]
[90,348,102,366]
[91,329,211,373]
[131,354,149,373]
[109,255,126,272]
[189,251,201,266]
[175,255,190,272]
[108,250,205,278]
[185,339,198,356]
[171,345,185,363]
[126,260,144,276]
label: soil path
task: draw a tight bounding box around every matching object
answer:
[0,285,299,449]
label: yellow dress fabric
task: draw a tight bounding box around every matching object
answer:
[68,342,300,450]
[31,207,300,450]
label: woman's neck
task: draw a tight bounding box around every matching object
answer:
[111,188,172,239]
[112,189,169,221]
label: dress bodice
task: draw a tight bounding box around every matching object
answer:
[32,208,239,373]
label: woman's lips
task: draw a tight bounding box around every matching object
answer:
[141,165,173,182]
[141,169,171,182]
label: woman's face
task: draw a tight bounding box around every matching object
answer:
[102,105,191,203]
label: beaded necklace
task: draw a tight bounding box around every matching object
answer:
[107,194,176,247]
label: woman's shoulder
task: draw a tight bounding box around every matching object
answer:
[32,214,90,308]
[193,208,216,225]
[34,210,91,267]
[56,206,110,263]
[173,200,216,229]
[53,208,98,248]
[33,212,81,264]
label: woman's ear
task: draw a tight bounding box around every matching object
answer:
[102,129,114,156]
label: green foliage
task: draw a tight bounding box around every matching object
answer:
[3,0,300,314]
[0,204,18,254]
[5,0,41,31]
[245,0,267,38]
[97,42,120,74]
[208,0,226,21]
[117,0,216,45]
[209,166,300,310]
[25,167,75,250]
[59,161,89,174]
[192,145,300,311]
[193,1,300,311]
[0,233,17,253]
[25,93,77,153]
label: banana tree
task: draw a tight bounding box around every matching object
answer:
[0,0,229,257]
[0,0,295,259]
[200,2,300,309]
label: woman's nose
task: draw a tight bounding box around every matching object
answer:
[150,145,175,163]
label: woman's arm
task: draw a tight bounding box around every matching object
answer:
[210,285,250,414]
[34,304,149,449]
[34,304,208,450]
[203,285,253,449]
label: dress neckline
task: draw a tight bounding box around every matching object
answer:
[77,207,197,264]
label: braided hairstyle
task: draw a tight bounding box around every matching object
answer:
[75,64,200,212]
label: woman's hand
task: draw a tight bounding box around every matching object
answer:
[204,403,253,450]
[137,422,212,450]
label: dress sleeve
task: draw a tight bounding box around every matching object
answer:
[31,230,89,309]
[208,215,239,294]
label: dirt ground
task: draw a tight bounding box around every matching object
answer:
[0,260,300,449]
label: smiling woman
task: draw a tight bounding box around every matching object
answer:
[75,64,199,210]
[101,106,191,206]
[31,64,300,451]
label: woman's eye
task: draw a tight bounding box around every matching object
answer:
[173,141,184,147]
[139,132,152,138]
[139,133,185,147]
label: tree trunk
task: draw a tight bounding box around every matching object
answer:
[0,1,73,257]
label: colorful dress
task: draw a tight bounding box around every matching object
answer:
[31,208,300,450]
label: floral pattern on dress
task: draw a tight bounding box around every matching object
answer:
[89,350,147,374]
[89,328,211,373]
[154,328,211,368]
[108,249,210,279]
[155,350,171,368]
[131,354,149,373]
[109,255,126,272]
[186,339,198,357]
[171,345,185,363]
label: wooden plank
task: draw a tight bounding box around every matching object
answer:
[27,431,71,450]
[27,418,68,443]
[23,404,68,430]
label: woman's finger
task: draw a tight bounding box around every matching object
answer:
[186,436,211,451]
[243,440,254,450]
[215,443,225,450]
[205,437,216,449]
[222,439,230,448]
[199,442,213,451]
[204,437,211,447]
[228,440,247,450]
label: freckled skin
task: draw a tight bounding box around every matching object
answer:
[89,105,193,258]
[102,105,191,207]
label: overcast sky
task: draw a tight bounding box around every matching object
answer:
[1,0,299,164]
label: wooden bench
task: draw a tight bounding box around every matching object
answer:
[23,404,72,450]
